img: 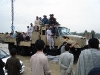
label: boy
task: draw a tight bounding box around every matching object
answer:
[5,48,21,75]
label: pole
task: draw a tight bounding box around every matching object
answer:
[11,0,14,34]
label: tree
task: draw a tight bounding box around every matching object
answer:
[84,30,87,34]
[91,30,95,38]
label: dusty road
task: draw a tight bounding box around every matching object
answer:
[17,55,76,75]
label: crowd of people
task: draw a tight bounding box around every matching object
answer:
[34,14,59,28]
[1,14,100,75]
[0,38,100,75]
[59,38,100,75]
[31,38,100,75]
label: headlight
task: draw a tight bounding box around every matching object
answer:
[66,37,69,40]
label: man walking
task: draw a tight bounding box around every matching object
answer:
[30,39,51,75]
[59,45,74,75]
[76,38,100,75]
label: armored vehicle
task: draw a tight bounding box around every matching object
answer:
[1,24,86,62]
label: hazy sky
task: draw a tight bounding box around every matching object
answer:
[0,0,100,33]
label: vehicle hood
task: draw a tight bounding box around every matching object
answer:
[64,34,86,48]
[67,34,86,39]
[2,57,10,63]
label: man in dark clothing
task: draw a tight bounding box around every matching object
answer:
[0,59,5,75]
[5,48,21,75]
[49,14,56,25]
[88,67,100,75]
[16,33,24,45]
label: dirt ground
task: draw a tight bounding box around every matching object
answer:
[17,55,76,75]
[0,43,76,75]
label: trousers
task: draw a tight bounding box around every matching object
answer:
[47,37,54,49]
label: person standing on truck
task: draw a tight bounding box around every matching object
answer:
[27,26,30,36]
[30,39,51,75]
[30,23,34,40]
[46,26,54,49]
[49,14,59,36]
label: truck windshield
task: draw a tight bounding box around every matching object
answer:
[58,27,71,36]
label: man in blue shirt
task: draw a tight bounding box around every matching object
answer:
[12,31,17,38]
[42,15,49,24]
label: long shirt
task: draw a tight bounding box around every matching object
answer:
[30,51,51,75]
[46,29,52,40]
[5,56,21,75]
[76,48,100,75]
[59,51,74,75]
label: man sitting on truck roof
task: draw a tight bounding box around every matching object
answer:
[49,14,56,25]
[34,16,40,31]
[42,15,49,25]
[39,17,43,25]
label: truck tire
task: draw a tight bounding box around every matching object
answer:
[20,47,26,56]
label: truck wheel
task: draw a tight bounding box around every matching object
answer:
[20,47,26,56]
[8,43,15,50]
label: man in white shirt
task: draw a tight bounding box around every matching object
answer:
[59,45,74,75]
[29,23,34,40]
[46,26,54,49]
[27,26,30,36]
[30,39,51,75]
[34,16,40,31]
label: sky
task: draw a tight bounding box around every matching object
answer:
[0,0,100,33]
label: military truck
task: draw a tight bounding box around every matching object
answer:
[1,25,86,62]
